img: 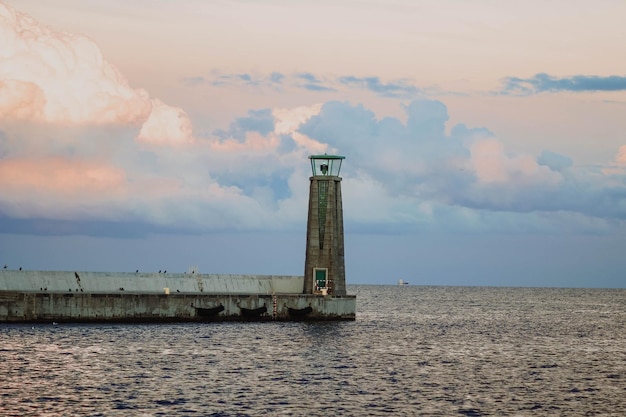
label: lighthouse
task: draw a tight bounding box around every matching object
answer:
[0,153,356,323]
[304,154,347,296]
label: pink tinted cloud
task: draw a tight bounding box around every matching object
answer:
[470,138,560,186]
[0,2,192,144]
[0,80,46,120]
[0,157,127,217]
[602,145,626,175]
[137,99,194,145]
[470,139,508,183]
[617,145,626,164]
[0,3,149,125]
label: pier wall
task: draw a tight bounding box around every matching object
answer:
[0,271,355,322]
[0,270,304,295]
[0,292,356,322]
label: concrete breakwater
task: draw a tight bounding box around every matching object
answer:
[1,154,358,322]
[0,270,356,322]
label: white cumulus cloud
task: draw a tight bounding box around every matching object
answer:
[0,2,191,145]
[1,1,625,237]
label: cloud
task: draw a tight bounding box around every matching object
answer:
[295,73,321,83]
[602,145,626,175]
[338,76,419,98]
[181,76,206,86]
[299,83,336,92]
[214,109,275,142]
[3,96,626,236]
[299,100,626,228]
[0,79,46,120]
[2,2,625,238]
[192,71,286,90]
[0,156,128,220]
[617,146,626,164]
[0,2,192,145]
[470,139,560,186]
[207,72,260,87]
[293,72,336,92]
[0,2,311,234]
[269,72,285,84]
[187,70,422,97]
[137,99,194,145]
[502,73,626,94]
[537,151,573,172]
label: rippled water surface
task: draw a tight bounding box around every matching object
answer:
[1,286,625,416]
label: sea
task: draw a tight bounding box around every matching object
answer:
[1,285,624,416]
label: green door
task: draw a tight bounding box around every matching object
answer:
[315,269,327,289]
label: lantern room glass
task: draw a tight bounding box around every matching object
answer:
[309,154,345,177]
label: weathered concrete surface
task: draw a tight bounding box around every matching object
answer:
[0,292,356,322]
[0,270,355,322]
[0,270,304,294]
[304,176,346,296]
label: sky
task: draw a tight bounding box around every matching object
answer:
[1,0,625,288]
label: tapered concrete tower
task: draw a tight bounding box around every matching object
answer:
[304,154,347,296]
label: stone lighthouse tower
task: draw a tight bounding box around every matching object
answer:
[304,154,347,296]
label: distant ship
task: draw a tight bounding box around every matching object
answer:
[398,279,409,286]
